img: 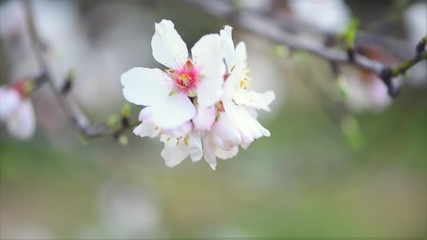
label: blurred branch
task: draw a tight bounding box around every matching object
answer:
[392,36,427,76]
[23,1,136,141]
[184,0,427,97]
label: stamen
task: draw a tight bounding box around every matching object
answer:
[184,135,189,146]
[168,59,199,94]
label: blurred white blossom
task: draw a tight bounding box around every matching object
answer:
[78,184,162,239]
[288,0,351,33]
[339,73,391,112]
[0,85,36,140]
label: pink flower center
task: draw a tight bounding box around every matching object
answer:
[168,60,200,94]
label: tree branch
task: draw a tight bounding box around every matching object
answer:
[183,0,427,97]
[23,1,136,141]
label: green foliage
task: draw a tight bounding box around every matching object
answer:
[340,114,364,151]
[345,18,359,49]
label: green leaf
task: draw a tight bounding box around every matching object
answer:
[345,18,359,48]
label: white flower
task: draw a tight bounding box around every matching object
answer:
[121,19,225,129]
[124,22,275,170]
[0,86,36,140]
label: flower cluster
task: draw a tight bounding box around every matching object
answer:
[0,80,36,140]
[121,20,275,170]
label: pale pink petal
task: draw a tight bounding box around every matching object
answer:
[138,107,153,121]
[0,87,20,118]
[162,121,192,138]
[192,106,216,131]
[211,113,241,149]
[191,34,225,107]
[152,93,195,129]
[6,99,36,140]
[121,67,172,106]
[202,136,217,170]
[216,146,239,160]
[368,77,391,111]
[151,19,188,69]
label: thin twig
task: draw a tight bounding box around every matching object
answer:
[23,1,134,141]
[183,0,427,96]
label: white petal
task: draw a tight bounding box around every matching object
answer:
[192,106,216,132]
[133,119,158,138]
[6,99,36,140]
[152,93,195,129]
[160,135,189,168]
[241,141,252,150]
[223,99,270,144]
[222,69,240,98]
[211,113,241,149]
[202,136,217,170]
[162,121,192,138]
[121,67,172,106]
[216,146,238,160]
[161,145,188,168]
[234,42,247,67]
[138,107,152,121]
[0,87,20,119]
[368,76,391,111]
[188,132,203,162]
[151,19,188,69]
[220,25,235,69]
[191,34,225,107]
[235,90,275,111]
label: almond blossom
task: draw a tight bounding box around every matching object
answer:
[0,85,36,140]
[121,19,224,130]
[122,20,275,170]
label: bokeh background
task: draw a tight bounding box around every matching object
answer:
[0,0,426,239]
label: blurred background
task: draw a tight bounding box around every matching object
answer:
[0,0,426,239]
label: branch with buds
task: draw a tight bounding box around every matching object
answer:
[2,1,425,145]
[21,2,137,143]
[184,0,427,98]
